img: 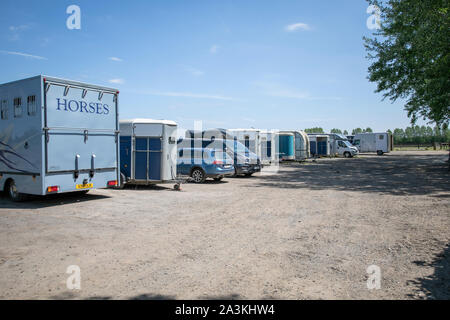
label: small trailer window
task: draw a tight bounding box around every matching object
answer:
[27,95,37,116]
[379,135,384,140]
[1,100,8,120]
[13,97,22,118]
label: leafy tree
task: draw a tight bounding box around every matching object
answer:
[304,127,324,134]
[330,128,343,134]
[364,0,450,126]
[343,130,349,135]
[364,127,373,133]
[391,125,449,144]
[352,128,363,135]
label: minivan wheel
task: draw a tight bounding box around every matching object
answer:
[191,168,206,183]
[7,180,26,202]
[343,152,351,158]
[377,150,384,156]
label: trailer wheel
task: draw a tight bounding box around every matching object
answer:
[191,168,206,183]
[6,179,27,202]
[377,150,384,156]
[213,176,223,181]
[343,152,351,158]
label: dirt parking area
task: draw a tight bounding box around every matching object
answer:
[0,151,449,300]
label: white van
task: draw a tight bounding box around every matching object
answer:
[353,132,393,155]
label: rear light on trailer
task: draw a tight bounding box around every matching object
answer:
[107,180,117,187]
[47,186,59,193]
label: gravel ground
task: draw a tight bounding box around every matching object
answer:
[0,151,449,300]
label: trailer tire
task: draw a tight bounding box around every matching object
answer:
[213,176,223,181]
[190,168,206,183]
[6,179,27,202]
[377,150,384,156]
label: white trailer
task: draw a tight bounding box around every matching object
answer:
[119,119,178,187]
[228,129,262,162]
[279,130,310,161]
[259,130,279,164]
[308,134,331,157]
[0,75,120,201]
[353,132,393,155]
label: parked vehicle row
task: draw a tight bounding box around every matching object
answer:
[0,76,394,201]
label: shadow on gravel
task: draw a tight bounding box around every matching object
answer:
[198,293,242,300]
[85,293,240,300]
[254,153,450,196]
[0,192,110,209]
[129,293,177,300]
[121,184,174,191]
[408,244,450,299]
[51,292,177,300]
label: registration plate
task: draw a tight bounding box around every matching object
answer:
[76,183,93,189]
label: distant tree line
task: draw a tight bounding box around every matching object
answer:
[303,126,450,145]
[389,126,450,145]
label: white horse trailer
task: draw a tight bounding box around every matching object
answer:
[228,129,262,161]
[308,134,331,157]
[0,75,120,201]
[119,119,178,187]
[279,130,310,161]
[259,130,279,165]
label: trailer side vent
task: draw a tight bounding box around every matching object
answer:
[27,95,37,116]
[1,100,8,120]
[13,97,22,118]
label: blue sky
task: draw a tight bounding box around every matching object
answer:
[0,0,426,133]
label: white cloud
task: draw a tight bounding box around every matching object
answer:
[109,57,123,62]
[285,22,310,32]
[9,25,29,32]
[108,78,124,84]
[184,66,204,77]
[254,81,340,101]
[210,45,219,54]
[7,25,31,41]
[131,89,233,101]
[0,50,47,60]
